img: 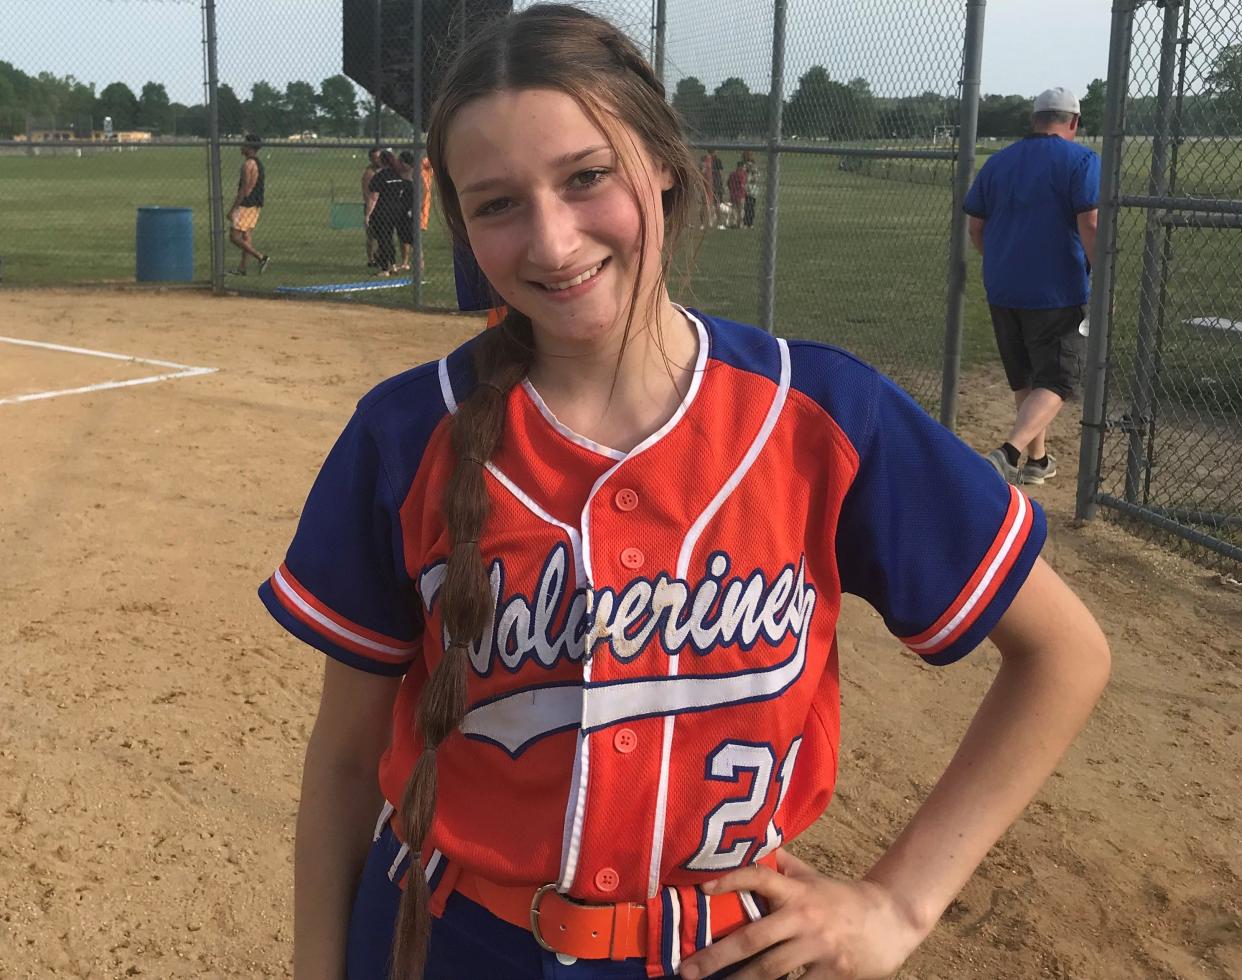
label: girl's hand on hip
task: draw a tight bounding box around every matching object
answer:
[677,850,927,980]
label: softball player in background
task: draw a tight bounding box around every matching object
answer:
[260,6,1110,978]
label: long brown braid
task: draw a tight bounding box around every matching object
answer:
[390,5,706,977]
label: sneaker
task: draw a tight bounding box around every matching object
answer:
[1020,453,1058,485]
[985,447,1020,484]
[226,267,246,276]
[258,255,271,275]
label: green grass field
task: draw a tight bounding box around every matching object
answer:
[1,140,1239,421]
[0,144,990,410]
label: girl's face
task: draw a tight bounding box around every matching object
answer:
[445,88,673,352]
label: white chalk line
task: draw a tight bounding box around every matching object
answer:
[0,335,218,406]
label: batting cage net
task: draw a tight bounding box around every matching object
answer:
[1077,0,1242,566]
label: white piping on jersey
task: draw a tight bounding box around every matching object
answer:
[521,380,628,460]
[437,356,458,414]
[557,729,590,893]
[645,337,791,898]
[666,886,683,972]
[739,890,763,922]
[702,893,713,945]
[387,842,411,881]
[577,309,709,586]
[559,309,709,892]
[906,486,1029,652]
[272,566,414,658]
[438,354,590,586]
[373,801,395,842]
[423,849,443,882]
[484,463,588,588]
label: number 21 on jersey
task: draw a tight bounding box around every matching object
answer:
[684,738,803,871]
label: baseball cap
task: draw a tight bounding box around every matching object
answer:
[242,133,263,148]
[1033,87,1080,115]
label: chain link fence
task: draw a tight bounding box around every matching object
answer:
[1,0,981,420]
[0,0,212,285]
[1077,0,1242,566]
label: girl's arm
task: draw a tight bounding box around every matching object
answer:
[679,556,1111,980]
[294,658,402,980]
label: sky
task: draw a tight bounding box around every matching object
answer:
[0,0,1113,109]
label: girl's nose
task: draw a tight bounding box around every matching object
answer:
[524,193,582,272]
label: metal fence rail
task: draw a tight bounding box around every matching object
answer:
[1077,0,1242,566]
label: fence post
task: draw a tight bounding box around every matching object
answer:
[202,0,225,294]
[939,0,985,430]
[1076,0,1136,521]
[653,0,667,88]
[1124,0,1180,505]
[411,0,425,309]
[373,0,383,144]
[757,0,787,333]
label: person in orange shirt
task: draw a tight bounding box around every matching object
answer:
[396,150,435,280]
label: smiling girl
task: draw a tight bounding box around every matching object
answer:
[260,6,1109,980]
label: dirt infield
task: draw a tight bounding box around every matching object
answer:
[1,289,1238,979]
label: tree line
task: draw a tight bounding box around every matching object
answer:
[676,53,1241,142]
[5,44,1240,143]
[0,63,379,139]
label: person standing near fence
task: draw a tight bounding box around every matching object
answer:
[727,160,747,229]
[965,87,1099,486]
[742,149,760,229]
[362,146,382,269]
[226,134,270,276]
[366,149,404,276]
[395,150,434,280]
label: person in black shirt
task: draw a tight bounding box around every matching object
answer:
[365,150,404,276]
[362,146,382,268]
[226,134,270,275]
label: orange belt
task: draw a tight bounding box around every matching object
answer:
[452,869,761,962]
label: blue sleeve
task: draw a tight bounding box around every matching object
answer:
[963,163,988,218]
[258,411,422,676]
[834,371,1045,665]
[1071,151,1100,213]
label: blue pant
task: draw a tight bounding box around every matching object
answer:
[347,824,758,979]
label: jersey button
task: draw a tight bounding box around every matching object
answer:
[613,728,638,753]
[614,488,639,512]
[620,547,644,570]
[594,867,620,893]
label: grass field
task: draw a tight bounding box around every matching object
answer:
[0,144,989,410]
[1,140,1239,420]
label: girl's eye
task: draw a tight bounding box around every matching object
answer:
[571,168,610,189]
[475,197,512,217]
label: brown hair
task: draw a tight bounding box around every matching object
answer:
[390,4,705,977]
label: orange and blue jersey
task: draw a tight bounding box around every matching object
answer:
[260,308,1043,975]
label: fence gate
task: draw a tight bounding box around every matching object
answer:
[1077,0,1242,565]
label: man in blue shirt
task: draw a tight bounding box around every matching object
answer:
[965,87,1099,485]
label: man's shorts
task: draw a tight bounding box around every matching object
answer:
[989,304,1086,399]
[231,206,261,232]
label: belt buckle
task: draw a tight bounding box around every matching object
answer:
[529,882,561,952]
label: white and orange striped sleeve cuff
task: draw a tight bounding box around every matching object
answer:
[901,485,1045,666]
[259,562,420,676]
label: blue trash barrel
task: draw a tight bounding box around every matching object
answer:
[135,206,194,282]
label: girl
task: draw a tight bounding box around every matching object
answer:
[259,6,1110,979]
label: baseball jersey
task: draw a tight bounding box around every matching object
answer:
[963,133,1100,309]
[259,308,1044,969]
